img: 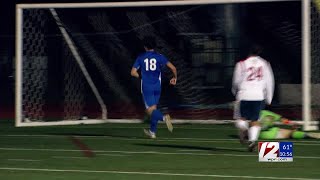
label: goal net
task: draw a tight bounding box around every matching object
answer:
[15,0,319,130]
[311,0,320,130]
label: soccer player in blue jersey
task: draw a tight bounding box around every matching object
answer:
[131,36,177,139]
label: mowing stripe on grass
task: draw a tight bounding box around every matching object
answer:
[3,135,320,145]
[7,159,41,162]
[1,147,320,159]
[177,146,245,151]
[98,151,252,157]
[0,167,318,180]
[178,149,210,152]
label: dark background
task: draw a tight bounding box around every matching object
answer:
[0,0,303,120]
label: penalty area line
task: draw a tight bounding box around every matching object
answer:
[0,167,318,180]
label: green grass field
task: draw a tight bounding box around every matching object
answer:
[0,120,319,180]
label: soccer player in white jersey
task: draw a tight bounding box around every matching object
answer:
[232,45,274,152]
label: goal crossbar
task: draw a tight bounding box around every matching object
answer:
[17,0,298,9]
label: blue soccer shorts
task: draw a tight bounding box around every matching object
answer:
[240,100,265,121]
[142,84,161,109]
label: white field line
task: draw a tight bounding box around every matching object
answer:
[52,156,90,159]
[177,149,212,152]
[1,147,320,159]
[93,154,130,157]
[0,167,318,180]
[99,151,253,157]
[99,151,320,159]
[2,134,320,144]
[7,159,42,162]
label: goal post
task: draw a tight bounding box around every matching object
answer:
[302,0,312,131]
[15,0,319,130]
[15,6,23,127]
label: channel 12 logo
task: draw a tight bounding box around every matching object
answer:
[258,142,293,162]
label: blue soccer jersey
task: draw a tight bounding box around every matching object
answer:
[133,51,168,108]
[133,51,168,85]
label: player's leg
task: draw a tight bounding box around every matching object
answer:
[234,101,249,144]
[142,85,171,138]
[277,129,294,139]
[259,127,294,139]
[235,119,249,144]
[148,107,172,132]
[144,106,157,139]
[153,88,173,132]
[292,130,307,139]
[240,101,255,148]
[259,127,280,139]
[248,121,261,151]
[260,128,304,140]
[142,87,158,138]
[246,101,264,152]
[147,105,159,134]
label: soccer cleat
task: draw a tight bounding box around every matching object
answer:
[239,130,248,145]
[143,129,156,139]
[248,141,257,152]
[164,114,173,132]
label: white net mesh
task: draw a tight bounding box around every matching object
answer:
[311,0,320,124]
[22,9,102,122]
[22,9,47,121]
[62,41,86,120]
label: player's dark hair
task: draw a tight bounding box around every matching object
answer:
[142,36,156,49]
[249,44,263,56]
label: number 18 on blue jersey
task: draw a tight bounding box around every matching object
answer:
[133,51,168,85]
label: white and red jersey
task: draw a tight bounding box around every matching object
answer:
[232,56,274,104]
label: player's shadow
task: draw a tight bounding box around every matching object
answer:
[229,135,240,139]
[134,143,245,152]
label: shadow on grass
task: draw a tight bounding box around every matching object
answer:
[133,143,245,152]
[229,134,239,139]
